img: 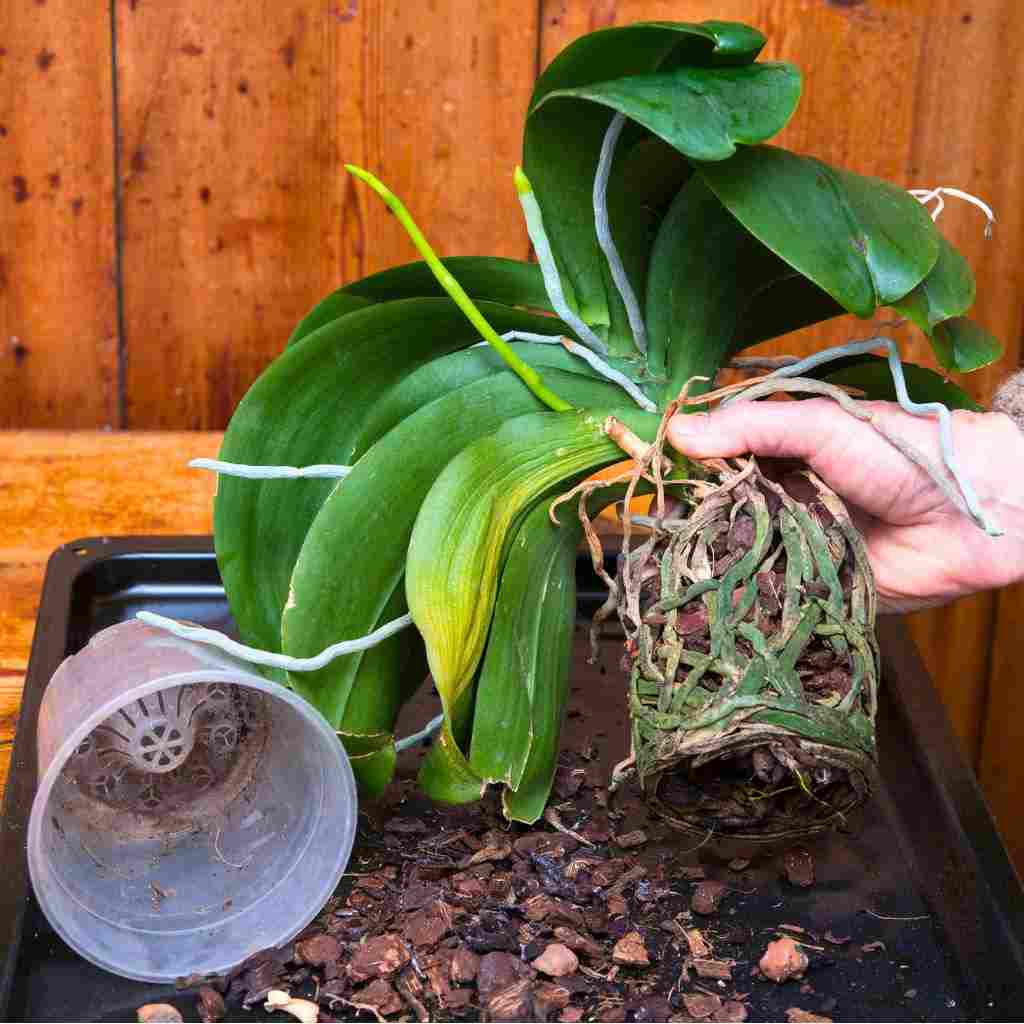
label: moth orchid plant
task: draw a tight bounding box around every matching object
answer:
[141,20,1000,835]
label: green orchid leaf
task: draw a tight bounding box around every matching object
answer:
[216,299,586,662]
[469,501,581,792]
[930,316,1003,373]
[337,728,402,797]
[646,175,844,402]
[732,274,844,352]
[287,257,555,350]
[496,484,646,824]
[887,234,1001,371]
[537,63,801,163]
[287,293,372,349]
[283,363,629,732]
[696,145,941,319]
[890,234,974,334]
[494,507,580,823]
[524,20,778,358]
[331,584,428,796]
[534,21,766,104]
[342,256,553,310]
[809,354,982,411]
[408,407,660,802]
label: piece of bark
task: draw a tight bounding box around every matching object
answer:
[553,926,604,959]
[591,860,627,888]
[532,943,579,978]
[460,842,514,869]
[402,903,452,948]
[524,894,585,928]
[196,986,226,1024]
[353,979,403,1016]
[682,992,723,1019]
[137,1006,183,1024]
[759,937,809,983]
[694,958,733,980]
[453,873,488,899]
[451,945,481,984]
[611,931,649,966]
[485,978,535,1023]
[692,881,728,916]
[684,927,712,958]
[606,894,628,917]
[476,951,534,1001]
[783,849,815,888]
[446,988,474,1011]
[534,981,572,1017]
[401,882,441,912]
[514,832,578,858]
[614,830,648,850]
[714,1000,749,1022]
[347,933,411,982]
[346,890,379,913]
[294,933,341,966]
[676,865,707,881]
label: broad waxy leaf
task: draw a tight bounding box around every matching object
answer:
[213,16,1007,822]
[493,504,581,823]
[342,256,553,310]
[283,364,629,731]
[287,257,556,349]
[891,234,974,334]
[810,354,982,411]
[469,500,581,792]
[215,299,584,661]
[486,486,643,823]
[407,407,660,802]
[646,170,993,397]
[287,292,372,349]
[889,234,1000,372]
[524,21,792,357]
[927,316,1002,374]
[696,145,941,318]
[646,175,842,402]
[326,581,425,795]
[537,63,800,163]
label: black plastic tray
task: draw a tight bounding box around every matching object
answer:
[2,537,1024,1022]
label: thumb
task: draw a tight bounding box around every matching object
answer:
[666,400,842,463]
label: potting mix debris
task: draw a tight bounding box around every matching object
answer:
[142,631,962,1023]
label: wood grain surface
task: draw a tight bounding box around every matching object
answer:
[0,0,119,428]
[0,431,221,796]
[4,1,1024,864]
[115,0,536,429]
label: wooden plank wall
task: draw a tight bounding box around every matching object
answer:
[3,1,1024,858]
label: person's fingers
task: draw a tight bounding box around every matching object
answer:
[666,398,951,526]
[667,399,848,463]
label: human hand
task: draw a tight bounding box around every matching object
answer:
[666,398,1024,613]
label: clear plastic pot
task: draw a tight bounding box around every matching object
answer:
[28,620,357,983]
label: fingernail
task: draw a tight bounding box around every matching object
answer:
[669,412,710,437]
